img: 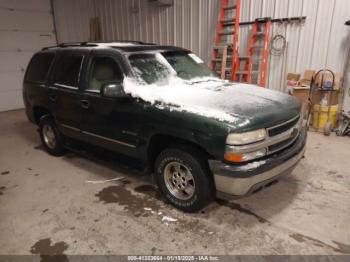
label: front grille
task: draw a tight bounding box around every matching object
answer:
[268,132,298,153]
[267,115,300,137]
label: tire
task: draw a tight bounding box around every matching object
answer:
[154,147,214,212]
[39,116,65,156]
[324,122,331,136]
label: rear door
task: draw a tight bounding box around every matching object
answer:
[48,49,88,138]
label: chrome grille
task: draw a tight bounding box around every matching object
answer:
[268,131,299,153]
[266,115,301,154]
[267,115,300,137]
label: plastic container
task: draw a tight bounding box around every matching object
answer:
[312,104,338,130]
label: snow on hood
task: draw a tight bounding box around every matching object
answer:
[123,76,295,125]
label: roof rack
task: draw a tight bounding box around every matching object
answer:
[88,40,150,44]
[58,42,95,47]
[41,40,155,51]
[88,40,157,46]
[41,42,97,50]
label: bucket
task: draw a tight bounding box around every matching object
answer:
[312,104,338,130]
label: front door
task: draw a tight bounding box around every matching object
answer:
[79,51,139,156]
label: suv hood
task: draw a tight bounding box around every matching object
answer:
[124,77,301,132]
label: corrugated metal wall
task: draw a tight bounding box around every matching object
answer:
[53,0,350,91]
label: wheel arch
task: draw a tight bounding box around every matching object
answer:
[33,106,52,124]
[147,133,213,172]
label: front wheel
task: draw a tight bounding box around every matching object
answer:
[154,148,214,212]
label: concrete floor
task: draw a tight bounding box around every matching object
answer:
[0,109,349,255]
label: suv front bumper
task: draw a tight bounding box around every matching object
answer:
[209,127,307,198]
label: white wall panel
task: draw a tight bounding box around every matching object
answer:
[52,0,95,42]
[0,0,56,111]
[53,0,350,92]
[0,0,51,11]
[0,90,24,111]
[0,31,55,51]
[0,9,53,31]
[0,72,23,92]
[0,52,33,72]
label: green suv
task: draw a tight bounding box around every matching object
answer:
[23,41,306,212]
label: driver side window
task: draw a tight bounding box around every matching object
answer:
[87,56,123,92]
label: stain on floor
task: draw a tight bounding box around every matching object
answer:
[1,171,10,175]
[0,186,5,195]
[217,200,269,224]
[327,170,337,175]
[30,238,69,262]
[289,233,349,254]
[134,184,162,201]
[174,218,206,234]
[333,241,350,254]
[95,185,161,217]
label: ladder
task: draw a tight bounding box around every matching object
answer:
[234,18,272,87]
[211,0,241,81]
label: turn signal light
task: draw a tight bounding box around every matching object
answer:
[224,148,267,163]
[224,153,243,162]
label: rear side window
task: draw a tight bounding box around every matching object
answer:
[25,53,54,83]
[53,55,83,88]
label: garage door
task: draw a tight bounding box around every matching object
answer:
[0,0,56,112]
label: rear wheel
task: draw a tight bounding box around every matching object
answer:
[154,148,214,212]
[39,116,65,156]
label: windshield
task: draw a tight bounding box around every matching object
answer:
[128,51,217,84]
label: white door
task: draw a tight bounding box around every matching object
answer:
[0,0,56,111]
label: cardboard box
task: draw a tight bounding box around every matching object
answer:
[293,86,310,118]
[287,73,301,81]
[298,69,315,87]
[303,70,315,81]
[299,79,311,87]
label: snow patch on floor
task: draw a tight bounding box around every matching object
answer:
[161,215,178,223]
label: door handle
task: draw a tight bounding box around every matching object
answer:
[49,94,56,102]
[80,100,90,109]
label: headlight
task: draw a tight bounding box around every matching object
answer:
[226,129,266,145]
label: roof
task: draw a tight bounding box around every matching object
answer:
[41,41,188,53]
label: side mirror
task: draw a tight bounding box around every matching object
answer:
[100,82,127,98]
